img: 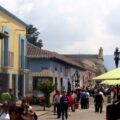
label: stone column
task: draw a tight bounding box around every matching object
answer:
[16,74,18,100]
[9,73,12,89]
[23,75,26,97]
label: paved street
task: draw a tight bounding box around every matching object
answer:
[38,108,106,120]
[37,97,107,120]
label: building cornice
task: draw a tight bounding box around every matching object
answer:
[0,6,27,26]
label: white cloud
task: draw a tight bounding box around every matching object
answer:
[0,0,17,12]
[1,0,120,55]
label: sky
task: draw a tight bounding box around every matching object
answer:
[1,0,120,55]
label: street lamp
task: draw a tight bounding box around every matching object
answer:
[0,32,4,39]
[0,32,8,39]
[114,47,120,68]
[0,21,9,39]
[114,47,120,101]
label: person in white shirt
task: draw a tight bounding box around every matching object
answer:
[54,91,62,119]
[85,90,90,109]
[0,102,10,120]
[98,90,104,113]
[99,91,104,100]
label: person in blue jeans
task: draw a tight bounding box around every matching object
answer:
[80,89,87,109]
[60,91,69,120]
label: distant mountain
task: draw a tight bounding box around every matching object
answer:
[103,55,117,71]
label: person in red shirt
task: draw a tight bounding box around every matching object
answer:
[67,92,74,112]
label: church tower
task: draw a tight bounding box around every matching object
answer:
[98,47,104,65]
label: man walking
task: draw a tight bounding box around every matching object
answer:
[60,91,69,120]
[94,90,104,113]
[80,89,86,109]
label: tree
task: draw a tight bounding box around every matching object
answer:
[26,24,43,48]
[37,80,55,110]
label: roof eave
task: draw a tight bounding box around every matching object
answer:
[0,5,27,26]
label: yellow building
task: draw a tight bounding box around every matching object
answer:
[0,6,27,100]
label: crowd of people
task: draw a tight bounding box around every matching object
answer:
[0,85,118,120]
[53,91,75,120]
[52,87,106,120]
[52,84,120,120]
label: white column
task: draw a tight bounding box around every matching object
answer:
[23,75,26,97]
[16,74,18,100]
[9,73,12,89]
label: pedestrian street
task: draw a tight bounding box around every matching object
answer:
[38,97,107,120]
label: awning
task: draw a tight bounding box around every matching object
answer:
[93,68,120,80]
[31,69,54,77]
[100,79,120,85]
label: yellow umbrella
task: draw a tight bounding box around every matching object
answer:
[100,80,120,85]
[93,68,120,80]
[93,68,120,101]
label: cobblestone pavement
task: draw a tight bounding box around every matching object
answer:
[38,97,107,120]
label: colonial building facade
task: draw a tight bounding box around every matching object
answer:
[64,47,107,88]
[27,43,86,93]
[0,6,106,100]
[0,6,27,99]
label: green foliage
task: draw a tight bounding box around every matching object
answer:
[37,80,55,107]
[37,80,55,94]
[26,24,43,48]
[1,92,11,101]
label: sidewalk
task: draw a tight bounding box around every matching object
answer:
[32,105,52,117]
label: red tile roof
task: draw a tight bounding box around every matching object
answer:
[27,42,85,70]
[63,54,105,73]
[63,54,98,64]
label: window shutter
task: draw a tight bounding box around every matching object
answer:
[19,34,26,69]
[2,26,10,66]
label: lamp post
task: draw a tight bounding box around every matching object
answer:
[114,47,120,100]
[0,32,8,39]
[114,47,120,68]
[0,32,4,39]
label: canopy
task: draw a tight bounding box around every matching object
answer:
[31,69,54,77]
[93,68,120,80]
[100,80,120,85]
